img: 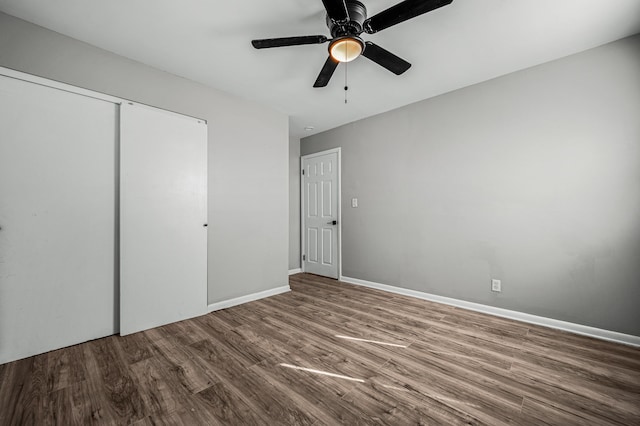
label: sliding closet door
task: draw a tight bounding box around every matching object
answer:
[0,75,117,364]
[120,102,207,335]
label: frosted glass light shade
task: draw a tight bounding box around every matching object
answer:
[330,38,363,63]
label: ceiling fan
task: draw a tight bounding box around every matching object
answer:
[251,0,453,87]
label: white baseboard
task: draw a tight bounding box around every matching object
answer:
[288,268,302,275]
[208,285,290,313]
[340,276,640,348]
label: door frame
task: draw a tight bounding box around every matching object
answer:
[300,147,342,279]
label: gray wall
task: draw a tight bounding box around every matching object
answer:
[302,34,640,336]
[289,136,301,271]
[0,12,289,304]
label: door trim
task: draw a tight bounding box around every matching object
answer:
[300,147,342,279]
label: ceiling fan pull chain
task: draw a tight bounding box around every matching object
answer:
[344,50,349,104]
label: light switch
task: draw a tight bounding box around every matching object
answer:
[351,198,358,208]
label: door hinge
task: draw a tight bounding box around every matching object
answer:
[302,169,305,175]
[303,254,306,261]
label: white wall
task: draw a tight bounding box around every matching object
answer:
[302,34,640,336]
[0,12,289,304]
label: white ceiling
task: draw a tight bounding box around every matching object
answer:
[1,0,639,139]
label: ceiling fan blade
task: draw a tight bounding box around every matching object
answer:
[251,35,328,49]
[313,56,340,87]
[362,42,411,75]
[364,0,453,34]
[322,0,349,23]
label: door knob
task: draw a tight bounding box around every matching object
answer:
[327,220,337,225]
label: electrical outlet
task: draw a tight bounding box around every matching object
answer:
[351,198,358,208]
[491,279,502,292]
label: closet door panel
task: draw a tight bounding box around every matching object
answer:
[119,102,207,335]
[0,75,117,364]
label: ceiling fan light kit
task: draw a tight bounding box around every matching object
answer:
[329,37,364,62]
[251,0,454,87]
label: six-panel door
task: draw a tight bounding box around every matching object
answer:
[303,151,339,279]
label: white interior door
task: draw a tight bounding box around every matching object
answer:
[302,149,340,279]
[120,102,207,336]
[0,74,117,364]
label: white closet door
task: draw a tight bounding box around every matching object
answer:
[120,102,207,335]
[0,75,117,364]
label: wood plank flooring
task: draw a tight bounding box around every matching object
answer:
[1,273,639,425]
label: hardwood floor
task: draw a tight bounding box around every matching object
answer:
[1,273,639,425]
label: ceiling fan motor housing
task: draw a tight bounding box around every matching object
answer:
[327,0,367,37]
